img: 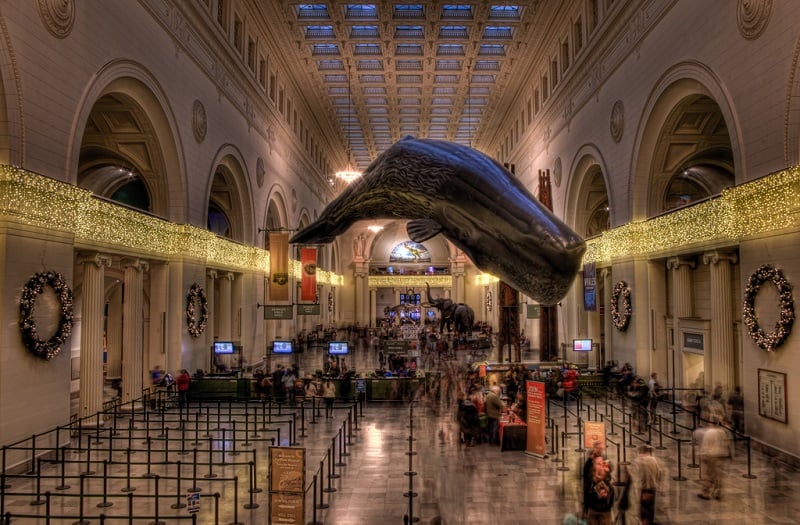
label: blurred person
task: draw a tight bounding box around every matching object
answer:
[484,385,505,445]
[624,444,665,525]
[695,414,734,500]
[176,369,191,409]
[584,456,614,525]
[727,386,744,434]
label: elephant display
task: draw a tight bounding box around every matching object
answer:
[426,282,475,336]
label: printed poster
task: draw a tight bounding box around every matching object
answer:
[583,262,597,311]
[525,380,547,458]
[583,420,606,449]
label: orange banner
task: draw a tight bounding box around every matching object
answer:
[269,233,290,302]
[525,380,547,458]
[300,248,317,302]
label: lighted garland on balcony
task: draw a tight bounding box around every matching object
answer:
[19,271,74,360]
[611,280,631,331]
[186,283,208,338]
[742,265,795,352]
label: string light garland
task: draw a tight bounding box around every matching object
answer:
[611,280,631,331]
[742,264,795,352]
[186,283,208,338]
[19,271,74,360]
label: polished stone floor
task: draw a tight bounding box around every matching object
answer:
[2,391,799,524]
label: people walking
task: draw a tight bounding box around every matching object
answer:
[695,415,734,500]
[321,378,336,419]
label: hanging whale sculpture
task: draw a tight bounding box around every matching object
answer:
[290,137,586,306]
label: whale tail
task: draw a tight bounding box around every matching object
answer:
[290,219,338,245]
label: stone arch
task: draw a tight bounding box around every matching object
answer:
[784,33,800,166]
[68,60,186,222]
[263,185,291,250]
[628,61,743,221]
[206,145,255,243]
[0,11,23,165]
[565,145,613,235]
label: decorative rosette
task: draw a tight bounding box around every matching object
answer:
[19,271,74,360]
[742,264,794,352]
[611,280,631,331]
[186,283,208,337]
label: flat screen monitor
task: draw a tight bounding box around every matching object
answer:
[272,340,293,354]
[328,341,349,355]
[214,341,235,354]
[573,338,592,352]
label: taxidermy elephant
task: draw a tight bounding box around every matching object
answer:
[426,283,475,336]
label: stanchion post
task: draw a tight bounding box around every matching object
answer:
[171,461,186,509]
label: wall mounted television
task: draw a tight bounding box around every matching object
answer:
[572,338,593,352]
[328,341,349,355]
[272,340,294,354]
[213,341,235,354]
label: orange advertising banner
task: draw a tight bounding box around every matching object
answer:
[269,233,290,302]
[525,380,547,458]
[300,248,317,302]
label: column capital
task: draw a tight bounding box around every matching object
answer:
[667,256,696,271]
[702,250,738,266]
[223,272,235,282]
[207,270,218,280]
[79,252,112,269]
[121,258,148,273]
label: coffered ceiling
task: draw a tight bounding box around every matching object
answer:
[270,2,540,172]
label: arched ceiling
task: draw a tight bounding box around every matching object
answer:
[268,2,536,172]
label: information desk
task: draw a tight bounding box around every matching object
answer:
[366,378,422,401]
[188,377,253,401]
[499,416,527,451]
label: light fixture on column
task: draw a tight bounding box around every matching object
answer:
[335,63,362,184]
[367,223,383,233]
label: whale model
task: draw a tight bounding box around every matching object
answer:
[290,137,586,305]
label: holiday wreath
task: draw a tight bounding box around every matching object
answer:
[19,271,74,360]
[742,264,794,352]
[186,283,208,337]
[611,280,632,331]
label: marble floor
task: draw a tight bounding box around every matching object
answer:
[1,392,798,524]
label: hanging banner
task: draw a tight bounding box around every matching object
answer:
[269,233,290,302]
[300,248,317,302]
[525,380,547,458]
[583,262,597,311]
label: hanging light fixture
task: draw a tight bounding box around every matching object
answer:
[335,62,362,184]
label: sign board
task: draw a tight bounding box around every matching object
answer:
[525,380,547,458]
[583,420,606,449]
[269,492,304,524]
[186,491,200,513]
[758,369,787,423]
[683,332,704,351]
[384,340,408,353]
[296,303,320,316]
[268,446,306,525]
[355,378,367,393]
[526,304,541,319]
[264,305,294,320]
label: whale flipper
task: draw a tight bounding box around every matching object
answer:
[407,219,444,243]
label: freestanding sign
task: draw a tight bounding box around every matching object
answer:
[525,380,547,458]
[268,447,306,524]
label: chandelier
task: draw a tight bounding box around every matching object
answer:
[335,63,362,184]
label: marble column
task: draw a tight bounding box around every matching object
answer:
[205,271,218,369]
[105,282,123,379]
[369,288,377,327]
[354,270,367,326]
[219,272,233,340]
[601,269,612,363]
[121,258,148,404]
[78,253,111,419]
[667,257,695,388]
[703,251,737,392]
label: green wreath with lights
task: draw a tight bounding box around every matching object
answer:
[186,283,208,338]
[19,271,74,360]
[611,280,631,331]
[742,264,794,352]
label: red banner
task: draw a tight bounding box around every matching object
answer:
[300,248,317,302]
[269,233,290,302]
[525,380,547,458]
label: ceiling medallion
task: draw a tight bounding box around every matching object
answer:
[737,0,772,40]
[192,100,207,143]
[553,157,562,188]
[610,100,625,143]
[256,157,265,188]
[38,0,75,39]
